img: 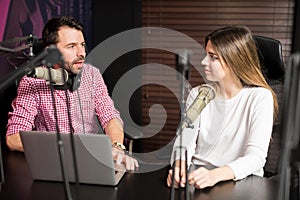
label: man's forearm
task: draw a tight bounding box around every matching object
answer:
[104,118,124,144]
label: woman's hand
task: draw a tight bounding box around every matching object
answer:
[167,163,235,189]
[188,167,218,189]
[166,160,187,188]
[188,165,234,189]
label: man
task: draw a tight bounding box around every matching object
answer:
[5,16,138,170]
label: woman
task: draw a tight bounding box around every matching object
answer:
[167,26,278,189]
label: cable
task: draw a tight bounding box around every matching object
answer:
[76,90,86,134]
[61,68,80,200]
[48,68,73,200]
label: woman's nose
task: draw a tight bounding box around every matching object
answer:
[201,55,209,66]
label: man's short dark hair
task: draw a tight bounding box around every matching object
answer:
[42,16,84,46]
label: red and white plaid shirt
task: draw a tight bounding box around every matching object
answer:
[6,63,122,135]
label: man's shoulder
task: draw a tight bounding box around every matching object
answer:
[81,63,103,83]
[83,63,100,72]
[20,75,47,86]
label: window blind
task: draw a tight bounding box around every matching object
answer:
[140,0,294,152]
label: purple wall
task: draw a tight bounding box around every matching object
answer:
[0,0,10,41]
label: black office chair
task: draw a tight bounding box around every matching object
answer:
[253,35,285,177]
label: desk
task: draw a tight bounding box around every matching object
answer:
[0,149,278,200]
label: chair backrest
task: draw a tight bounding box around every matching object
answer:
[253,35,285,177]
[254,35,285,81]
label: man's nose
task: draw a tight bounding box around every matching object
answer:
[77,46,86,57]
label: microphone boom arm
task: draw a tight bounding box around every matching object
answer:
[0,45,62,94]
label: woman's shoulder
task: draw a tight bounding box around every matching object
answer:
[244,86,271,94]
[243,86,273,101]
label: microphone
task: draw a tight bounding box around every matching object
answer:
[27,67,68,86]
[181,84,216,129]
[176,49,192,80]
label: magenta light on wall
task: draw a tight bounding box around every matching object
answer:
[0,0,10,41]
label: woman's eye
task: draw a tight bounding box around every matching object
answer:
[211,55,219,61]
[208,53,219,61]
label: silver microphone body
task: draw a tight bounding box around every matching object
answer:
[182,84,216,129]
[28,67,68,85]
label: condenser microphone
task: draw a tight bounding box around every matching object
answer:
[181,84,216,129]
[27,67,68,85]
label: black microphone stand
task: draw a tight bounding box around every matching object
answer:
[61,66,80,199]
[0,134,4,185]
[0,45,74,200]
[277,53,300,200]
[0,34,35,55]
[47,68,73,200]
[0,34,37,185]
[0,45,57,93]
[41,47,78,200]
[170,49,192,200]
[27,34,36,58]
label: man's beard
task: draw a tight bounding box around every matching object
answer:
[66,56,85,75]
[67,65,82,75]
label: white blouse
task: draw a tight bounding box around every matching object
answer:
[172,86,274,180]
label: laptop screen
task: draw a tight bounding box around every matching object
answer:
[20,131,125,186]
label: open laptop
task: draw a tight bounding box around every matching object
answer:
[19,131,126,186]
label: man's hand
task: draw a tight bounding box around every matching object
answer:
[112,148,139,171]
[6,133,24,152]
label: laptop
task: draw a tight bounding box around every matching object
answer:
[19,131,126,186]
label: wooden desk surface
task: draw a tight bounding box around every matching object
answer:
[0,149,278,200]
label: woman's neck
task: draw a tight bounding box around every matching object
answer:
[216,79,243,99]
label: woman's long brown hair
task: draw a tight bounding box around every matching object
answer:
[205,26,279,120]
